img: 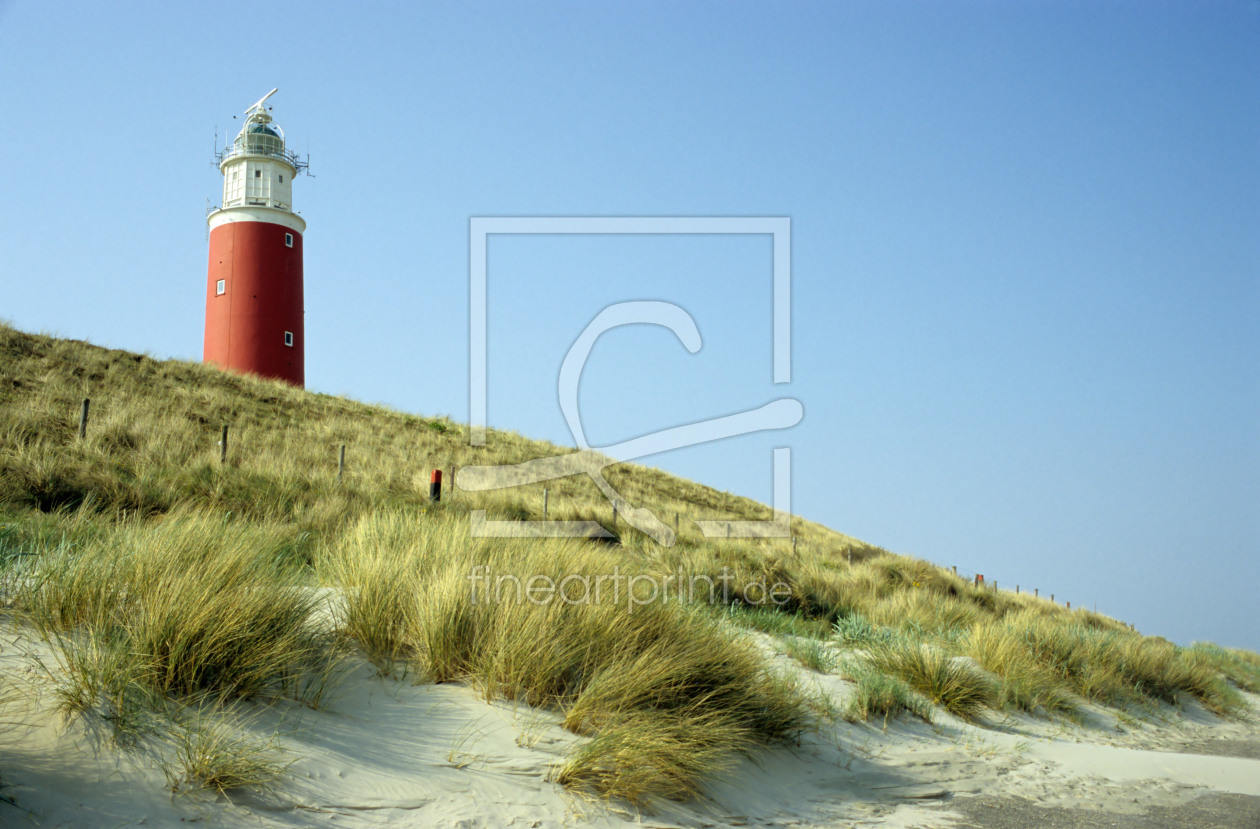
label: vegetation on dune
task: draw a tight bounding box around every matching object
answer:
[0,323,853,551]
[838,664,934,725]
[1189,643,1260,695]
[0,321,1257,807]
[163,706,292,794]
[862,638,996,721]
[16,512,338,710]
[319,510,806,802]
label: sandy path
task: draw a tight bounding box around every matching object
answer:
[950,792,1260,829]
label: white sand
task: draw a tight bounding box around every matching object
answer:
[2,628,1258,828]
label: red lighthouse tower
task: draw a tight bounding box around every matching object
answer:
[204,89,308,387]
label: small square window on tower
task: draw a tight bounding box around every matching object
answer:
[215,279,226,296]
[278,174,283,183]
[255,169,261,178]
[284,233,294,248]
[284,331,294,348]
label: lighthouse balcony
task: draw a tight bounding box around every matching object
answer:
[218,143,306,167]
[216,198,291,210]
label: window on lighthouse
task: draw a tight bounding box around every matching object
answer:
[284,233,294,248]
[216,279,225,296]
[284,331,294,347]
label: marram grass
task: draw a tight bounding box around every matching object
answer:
[318,510,807,801]
[862,637,997,721]
[15,509,339,708]
[840,665,934,725]
[1,321,1258,804]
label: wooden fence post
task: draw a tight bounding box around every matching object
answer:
[220,425,229,464]
[78,398,90,440]
[337,444,346,485]
[543,488,549,519]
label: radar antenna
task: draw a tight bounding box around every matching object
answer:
[245,88,278,118]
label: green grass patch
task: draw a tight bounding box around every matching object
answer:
[862,637,996,721]
[841,665,933,725]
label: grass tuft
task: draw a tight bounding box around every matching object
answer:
[554,710,751,804]
[781,637,837,673]
[863,637,996,721]
[164,709,291,795]
[842,666,934,725]
[14,509,340,739]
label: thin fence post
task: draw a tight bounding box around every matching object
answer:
[792,536,797,555]
[1051,594,1054,604]
[674,511,679,535]
[612,502,618,529]
[543,488,549,519]
[337,444,346,485]
[1016,584,1020,595]
[220,425,228,464]
[726,523,731,539]
[1035,588,1039,598]
[78,398,90,440]
[449,465,456,500]
[952,565,957,575]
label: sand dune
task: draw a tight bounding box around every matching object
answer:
[3,628,1258,829]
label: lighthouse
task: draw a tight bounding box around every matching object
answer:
[204,89,308,387]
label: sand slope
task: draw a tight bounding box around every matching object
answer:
[2,631,1258,828]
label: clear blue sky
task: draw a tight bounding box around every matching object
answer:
[1,2,1256,651]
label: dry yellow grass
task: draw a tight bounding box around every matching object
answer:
[1,321,1256,803]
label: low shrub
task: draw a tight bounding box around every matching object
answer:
[833,613,886,647]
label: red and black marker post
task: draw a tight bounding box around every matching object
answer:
[430,469,442,502]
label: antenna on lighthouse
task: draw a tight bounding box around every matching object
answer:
[245,88,279,118]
